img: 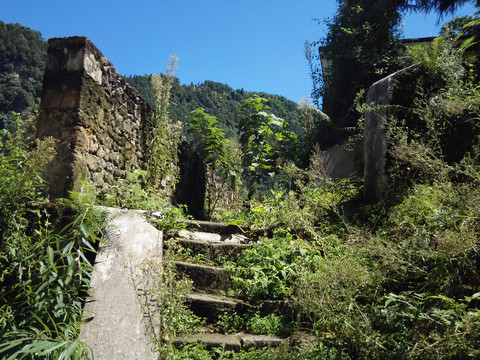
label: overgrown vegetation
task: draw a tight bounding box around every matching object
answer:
[238,96,299,198]
[2,9,480,359]
[307,0,480,147]
[146,53,183,196]
[308,0,405,132]
[125,30,480,359]
[216,29,480,359]
[0,117,106,358]
[188,108,238,185]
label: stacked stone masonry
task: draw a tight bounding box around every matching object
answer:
[36,36,238,218]
[37,36,155,198]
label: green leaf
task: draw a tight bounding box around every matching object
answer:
[47,246,55,269]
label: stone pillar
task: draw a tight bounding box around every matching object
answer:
[36,36,154,198]
[363,65,419,204]
[36,37,85,197]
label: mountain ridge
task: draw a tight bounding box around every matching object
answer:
[0,20,303,138]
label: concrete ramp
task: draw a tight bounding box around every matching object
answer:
[80,209,162,359]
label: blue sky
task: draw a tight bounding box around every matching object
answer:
[0,0,477,103]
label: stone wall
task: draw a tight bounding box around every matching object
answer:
[37,36,154,198]
[36,36,239,218]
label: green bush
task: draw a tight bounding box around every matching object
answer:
[227,230,322,300]
[219,310,293,336]
[0,125,105,359]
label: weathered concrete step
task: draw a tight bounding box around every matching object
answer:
[173,333,285,351]
[178,229,249,244]
[174,261,233,294]
[185,293,253,323]
[260,299,292,317]
[177,219,249,234]
[137,213,249,236]
[172,236,251,263]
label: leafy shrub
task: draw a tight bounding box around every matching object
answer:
[218,311,245,333]
[98,166,192,239]
[0,120,106,359]
[101,169,171,211]
[227,230,321,300]
[189,108,230,173]
[219,310,293,336]
[239,146,361,238]
[239,96,298,198]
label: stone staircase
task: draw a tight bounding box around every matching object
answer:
[168,220,301,352]
[79,211,315,359]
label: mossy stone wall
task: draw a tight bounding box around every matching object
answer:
[36,36,154,198]
[36,36,239,218]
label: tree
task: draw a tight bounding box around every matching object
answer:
[126,76,304,141]
[397,0,480,14]
[309,0,480,143]
[238,97,298,198]
[310,0,405,131]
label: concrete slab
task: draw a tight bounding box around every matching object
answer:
[185,293,251,322]
[240,334,285,349]
[79,209,162,360]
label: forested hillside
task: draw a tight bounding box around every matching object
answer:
[0,21,47,128]
[126,75,304,138]
[0,19,304,141]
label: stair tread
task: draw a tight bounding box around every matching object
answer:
[178,230,249,244]
[186,293,244,305]
[173,332,286,349]
[174,261,232,294]
[171,237,251,263]
[174,260,227,271]
[184,292,252,323]
[177,219,250,234]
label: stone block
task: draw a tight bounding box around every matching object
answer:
[79,209,162,359]
[320,140,363,178]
